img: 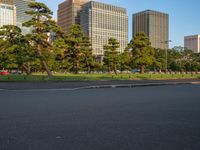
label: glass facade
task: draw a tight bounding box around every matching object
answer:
[0,3,16,27]
[184,35,200,53]
[13,0,34,34]
[133,10,169,49]
[58,0,89,34]
[80,1,128,56]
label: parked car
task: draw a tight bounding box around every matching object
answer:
[0,70,10,75]
[131,68,140,73]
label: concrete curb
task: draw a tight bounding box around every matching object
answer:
[0,82,199,92]
[82,82,193,90]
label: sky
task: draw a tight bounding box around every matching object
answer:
[39,0,200,48]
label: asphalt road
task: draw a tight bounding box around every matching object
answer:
[0,85,200,150]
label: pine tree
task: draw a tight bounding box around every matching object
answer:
[129,32,155,74]
[80,36,93,74]
[65,24,85,74]
[0,25,35,74]
[103,38,120,75]
[23,2,62,76]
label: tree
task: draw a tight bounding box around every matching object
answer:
[80,36,94,74]
[53,37,69,72]
[0,25,19,69]
[23,2,62,76]
[103,38,120,75]
[129,32,155,74]
[0,25,35,74]
[65,24,85,74]
[119,48,132,72]
[153,48,167,72]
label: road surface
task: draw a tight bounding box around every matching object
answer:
[0,84,200,150]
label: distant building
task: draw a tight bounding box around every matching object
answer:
[133,10,169,49]
[57,0,89,34]
[0,0,16,27]
[184,35,200,53]
[80,1,128,58]
[13,0,34,34]
[0,0,13,5]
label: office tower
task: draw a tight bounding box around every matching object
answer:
[184,35,200,53]
[80,1,128,59]
[57,0,89,33]
[0,0,13,5]
[0,0,16,27]
[13,0,34,34]
[133,10,169,49]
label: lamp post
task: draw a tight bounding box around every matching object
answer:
[161,40,172,73]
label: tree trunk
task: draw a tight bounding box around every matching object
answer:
[114,64,118,75]
[42,60,53,76]
[74,62,79,74]
[22,64,31,75]
[37,44,52,76]
[140,65,145,74]
[87,66,90,74]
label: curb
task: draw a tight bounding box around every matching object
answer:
[82,82,193,90]
[0,82,199,92]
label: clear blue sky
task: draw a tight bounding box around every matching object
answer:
[39,0,200,48]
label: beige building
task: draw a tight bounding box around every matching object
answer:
[0,0,16,27]
[80,1,128,58]
[184,35,200,53]
[133,10,169,49]
[57,0,89,34]
[0,0,13,5]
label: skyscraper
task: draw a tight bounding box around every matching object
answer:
[0,0,13,5]
[57,0,89,34]
[0,0,16,27]
[13,0,34,34]
[133,10,169,49]
[80,1,128,58]
[184,35,200,53]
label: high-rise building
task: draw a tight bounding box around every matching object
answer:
[133,10,169,49]
[184,35,200,53]
[0,0,13,5]
[57,0,89,34]
[0,0,16,27]
[80,1,128,58]
[13,0,34,34]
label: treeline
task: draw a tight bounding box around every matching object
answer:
[0,2,200,76]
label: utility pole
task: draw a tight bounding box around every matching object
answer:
[161,40,172,73]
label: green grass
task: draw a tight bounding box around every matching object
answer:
[0,73,200,81]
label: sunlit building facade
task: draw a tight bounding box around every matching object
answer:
[0,0,16,27]
[13,0,34,34]
[80,1,128,58]
[184,35,200,53]
[133,10,169,49]
[57,0,89,33]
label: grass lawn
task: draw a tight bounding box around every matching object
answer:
[0,73,200,81]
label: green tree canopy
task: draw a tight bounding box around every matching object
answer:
[103,38,120,75]
[65,24,85,74]
[129,32,155,74]
[23,2,63,76]
[0,25,35,74]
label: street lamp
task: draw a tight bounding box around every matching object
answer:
[161,40,172,73]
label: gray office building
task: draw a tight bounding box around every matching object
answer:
[133,10,169,49]
[14,0,34,34]
[80,1,128,58]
